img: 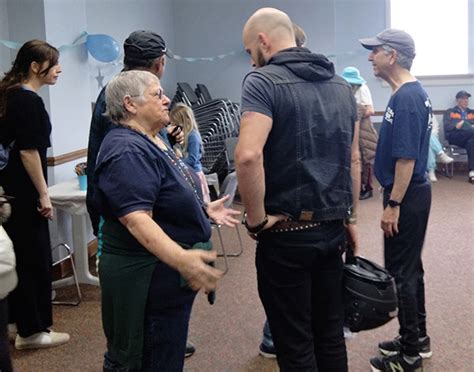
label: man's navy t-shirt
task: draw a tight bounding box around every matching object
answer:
[374,81,432,188]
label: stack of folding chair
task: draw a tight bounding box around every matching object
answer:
[195,83,213,104]
[171,82,241,180]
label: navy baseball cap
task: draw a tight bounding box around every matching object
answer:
[455,90,471,99]
[124,31,168,65]
[359,28,416,59]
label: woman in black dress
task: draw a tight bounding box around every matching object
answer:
[0,39,69,349]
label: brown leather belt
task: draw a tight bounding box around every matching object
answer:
[267,220,323,233]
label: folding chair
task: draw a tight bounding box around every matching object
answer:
[212,172,243,258]
[52,243,82,306]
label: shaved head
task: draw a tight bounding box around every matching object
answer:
[243,7,296,60]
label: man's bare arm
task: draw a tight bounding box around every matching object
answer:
[381,158,415,237]
[390,159,415,202]
[235,111,272,226]
[350,120,361,219]
[347,120,361,254]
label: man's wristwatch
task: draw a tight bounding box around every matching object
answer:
[388,199,401,208]
[242,212,268,234]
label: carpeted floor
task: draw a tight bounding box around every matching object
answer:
[10,171,474,372]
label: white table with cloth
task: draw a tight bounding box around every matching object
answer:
[48,179,99,287]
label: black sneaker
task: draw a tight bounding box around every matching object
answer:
[185,340,196,358]
[370,354,422,372]
[379,335,432,359]
[259,342,276,358]
[359,189,373,200]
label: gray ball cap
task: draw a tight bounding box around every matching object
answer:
[359,28,416,59]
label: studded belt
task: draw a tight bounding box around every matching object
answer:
[267,220,323,233]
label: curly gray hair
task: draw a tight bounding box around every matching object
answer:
[105,70,159,124]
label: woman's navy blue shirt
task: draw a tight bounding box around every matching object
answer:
[94,126,211,246]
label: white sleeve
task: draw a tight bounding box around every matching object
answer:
[358,84,373,106]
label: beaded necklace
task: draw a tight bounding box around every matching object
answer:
[119,123,204,206]
[160,143,204,206]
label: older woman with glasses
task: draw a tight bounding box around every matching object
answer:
[94,70,239,371]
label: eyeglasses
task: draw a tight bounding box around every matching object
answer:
[151,89,164,100]
[130,88,164,100]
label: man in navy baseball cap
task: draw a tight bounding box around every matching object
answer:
[444,90,474,183]
[123,30,169,70]
[455,90,471,99]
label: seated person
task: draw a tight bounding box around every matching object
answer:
[443,90,474,184]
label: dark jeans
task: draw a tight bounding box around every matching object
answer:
[0,298,13,372]
[383,181,431,356]
[361,163,373,191]
[103,262,196,372]
[256,221,347,372]
[103,302,193,372]
[447,127,474,170]
[261,319,274,349]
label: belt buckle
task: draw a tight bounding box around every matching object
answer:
[299,211,314,221]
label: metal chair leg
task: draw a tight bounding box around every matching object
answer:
[448,162,454,178]
[217,225,243,258]
[52,243,82,306]
[443,161,454,178]
[214,225,229,274]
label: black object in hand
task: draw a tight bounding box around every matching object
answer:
[207,261,216,305]
[167,125,182,146]
[171,125,182,136]
[208,290,216,305]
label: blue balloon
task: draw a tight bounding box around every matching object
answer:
[86,34,119,63]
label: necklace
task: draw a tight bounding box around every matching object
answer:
[119,123,204,206]
[160,144,204,206]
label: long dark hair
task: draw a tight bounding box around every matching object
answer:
[0,39,59,118]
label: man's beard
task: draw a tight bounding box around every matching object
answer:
[256,48,267,68]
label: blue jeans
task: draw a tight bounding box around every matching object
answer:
[256,221,348,372]
[427,134,443,171]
